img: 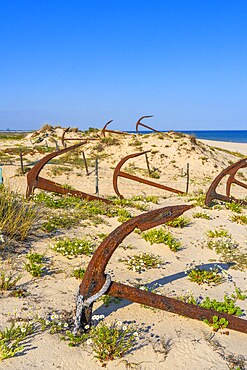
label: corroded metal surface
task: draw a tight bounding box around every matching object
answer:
[136,115,160,133]
[26,143,112,204]
[113,151,184,199]
[101,120,128,137]
[61,127,70,147]
[61,127,99,148]
[205,158,247,206]
[79,204,247,334]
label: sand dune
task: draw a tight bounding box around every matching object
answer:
[0,127,246,369]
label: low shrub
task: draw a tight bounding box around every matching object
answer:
[193,212,211,220]
[141,228,181,252]
[51,238,95,257]
[166,216,190,228]
[231,214,247,225]
[206,228,231,238]
[120,252,163,273]
[187,267,224,285]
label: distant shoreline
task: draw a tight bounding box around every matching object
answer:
[0,129,32,133]
[1,129,247,144]
[199,139,247,156]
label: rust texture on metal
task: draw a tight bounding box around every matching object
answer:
[79,204,247,334]
[135,115,160,133]
[26,142,112,204]
[61,127,100,148]
[101,120,128,137]
[205,158,247,206]
[113,151,184,199]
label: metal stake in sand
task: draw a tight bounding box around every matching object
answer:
[186,163,190,194]
[145,152,151,176]
[82,151,89,176]
[20,149,24,175]
[95,158,99,196]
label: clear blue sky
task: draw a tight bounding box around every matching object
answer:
[0,0,246,131]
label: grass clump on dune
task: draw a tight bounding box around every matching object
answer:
[33,192,134,228]
[0,186,40,241]
[204,238,247,271]
[187,266,224,285]
[120,252,163,273]
[206,228,231,238]
[193,212,211,220]
[0,269,21,291]
[0,322,33,361]
[188,191,206,207]
[225,202,243,213]
[72,268,85,279]
[51,237,95,257]
[141,228,181,252]
[231,214,247,225]
[180,293,243,317]
[166,216,190,228]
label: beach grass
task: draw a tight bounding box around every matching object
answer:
[0,185,40,241]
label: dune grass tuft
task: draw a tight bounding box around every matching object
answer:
[0,186,40,241]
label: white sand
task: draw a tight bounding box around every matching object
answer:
[199,139,247,156]
[0,128,246,369]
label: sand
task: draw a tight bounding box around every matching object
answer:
[199,139,247,156]
[0,128,246,370]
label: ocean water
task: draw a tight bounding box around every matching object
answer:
[180,130,247,143]
[1,129,247,143]
[131,130,247,143]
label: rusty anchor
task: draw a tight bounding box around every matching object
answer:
[26,142,112,204]
[136,115,160,133]
[205,158,247,206]
[101,120,129,137]
[75,204,247,334]
[61,127,100,148]
[113,151,185,199]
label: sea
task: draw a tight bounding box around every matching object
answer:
[1,129,247,143]
[129,130,247,143]
[180,130,247,143]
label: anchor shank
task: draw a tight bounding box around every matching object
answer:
[119,171,184,194]
[32,177,112,203]
[108,281,247,334]
[232,178,247,190]
[138,122,159,132]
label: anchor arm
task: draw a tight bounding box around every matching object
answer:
[205,158,247,206]
[113,151,184,199]
[81,204,193,289]
[61,127,70,147]
[101,120,113,137]
[113,151,150,199]
[136,115,159,133]
[26,142,85,198]
[26,142,112,204]
[226,162,247,197]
